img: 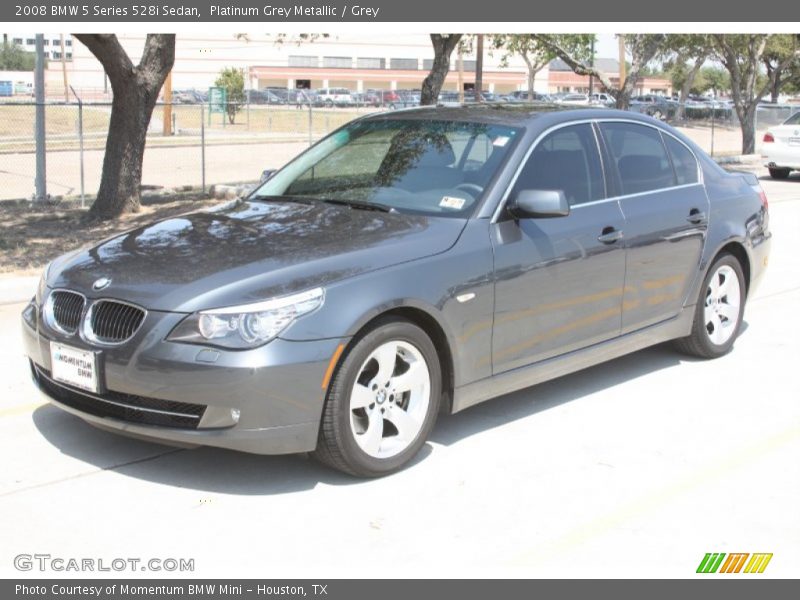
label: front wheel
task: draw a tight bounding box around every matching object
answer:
[313,319,442,477]
[674,254,746,358]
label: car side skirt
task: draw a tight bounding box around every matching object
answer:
[451,307,694,413]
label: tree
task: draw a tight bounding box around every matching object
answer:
[712,34,798,153]
[215,67,245,124]
[762,34,800,103]
[491,35,555,99]
[74,34,175,219]
[0,43,37,70]
[533,34,666,109]
[420,34,462,105]
[698,66,730,96]
[663,35,713,121]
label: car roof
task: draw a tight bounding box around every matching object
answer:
[358,103,662,128]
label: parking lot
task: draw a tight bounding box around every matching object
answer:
[0,171,798,578]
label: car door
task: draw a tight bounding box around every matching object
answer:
[598,121,709,334]
[490,122,627,374]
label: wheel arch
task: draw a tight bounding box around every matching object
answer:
[337,304,456,415]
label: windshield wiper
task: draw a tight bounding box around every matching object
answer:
[249,194,317,204]
[321,198,393,213]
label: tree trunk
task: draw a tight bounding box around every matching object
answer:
[676,58,706,122]
[475,34,484,102]
[74,34,175,219]
[94,82,156,217]
[770,73,782,103]
[740,106,757,154]
[421,34,461,106]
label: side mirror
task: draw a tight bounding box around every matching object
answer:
[508,189,570,219]
[260,169,277,183]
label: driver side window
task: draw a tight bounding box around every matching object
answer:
[512,124,605,206]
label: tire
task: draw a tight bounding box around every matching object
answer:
[312,318,442,477]
[769,167,790,179]
[674,253,746,359]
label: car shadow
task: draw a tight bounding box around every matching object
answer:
[31,330,744,496]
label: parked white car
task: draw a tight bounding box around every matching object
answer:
[316,87,353,107]
[762,111,800,179]
[589,92,616,106]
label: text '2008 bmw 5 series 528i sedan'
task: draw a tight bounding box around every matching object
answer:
[22,105,771,477]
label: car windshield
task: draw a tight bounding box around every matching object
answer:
[250,118,522,217]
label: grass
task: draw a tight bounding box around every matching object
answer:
[0,192,224,275]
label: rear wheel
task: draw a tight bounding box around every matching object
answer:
[313,318,441,477]
[674,254,746,358]
[769,167,791,179]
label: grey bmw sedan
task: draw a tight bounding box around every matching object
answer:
[22,105,771,476]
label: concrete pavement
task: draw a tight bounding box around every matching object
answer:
[0,175,797,578]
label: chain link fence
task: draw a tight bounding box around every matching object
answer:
[1,94,798,203]
[0,92,389,202]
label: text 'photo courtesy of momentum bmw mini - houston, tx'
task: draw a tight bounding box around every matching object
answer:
[21,104,771,477]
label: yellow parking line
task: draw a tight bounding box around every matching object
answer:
[507,422,800,567]
[0,401,47,418]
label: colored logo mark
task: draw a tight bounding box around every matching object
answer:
[696,553,773,574]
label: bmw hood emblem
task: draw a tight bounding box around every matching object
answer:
[92,277,112,291]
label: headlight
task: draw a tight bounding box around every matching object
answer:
[36,262,51,305]
[167,287,324,349]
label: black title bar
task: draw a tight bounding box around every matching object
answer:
[5,0,800,22]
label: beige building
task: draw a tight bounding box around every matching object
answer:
[36,33,544,99]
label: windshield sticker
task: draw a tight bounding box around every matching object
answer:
[440,196,466,210]
[493,135,510,147]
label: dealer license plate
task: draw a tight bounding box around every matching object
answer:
[50,342,99,393]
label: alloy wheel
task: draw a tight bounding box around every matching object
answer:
[348,340,430,459]
[703,264,741,346]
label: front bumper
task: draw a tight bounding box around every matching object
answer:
[22,304,346,455]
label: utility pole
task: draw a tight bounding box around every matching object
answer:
[588,37,595,96]
[163,70,173,135]
[618,35,627,92]
[60,34,69,101]
[475,34,484,102]
[34,34,47,203]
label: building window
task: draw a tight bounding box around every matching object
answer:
[12,38,23,45]
[42,39,49,46]
[53,52,61,59]
[26,38,35,45]
[66,53,72,60]
[323,56,352,68]
[65,39,72,47]
[357,57,385,70]
[390,58,418,70]
[288,55,318,68]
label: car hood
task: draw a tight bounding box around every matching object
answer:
[49,200,467,312]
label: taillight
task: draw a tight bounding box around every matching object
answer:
[758,187,769,211]
[763,132,775,143]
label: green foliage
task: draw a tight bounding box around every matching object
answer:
[0,43,37,71]
[697,66,730,95]
[214,67,245,124]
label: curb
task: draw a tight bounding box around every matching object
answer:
[713,154,761,165]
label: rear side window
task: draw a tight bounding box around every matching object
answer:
[600,122,676,195]
[663,135,699,185]
[512,123,605,206]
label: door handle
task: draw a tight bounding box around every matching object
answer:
[687,209,707,224]
[597,227,623,244]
